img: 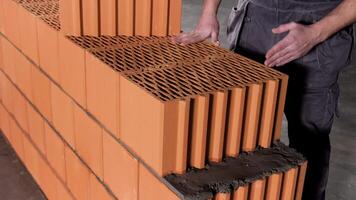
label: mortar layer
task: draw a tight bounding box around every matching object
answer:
[165,142,306,200]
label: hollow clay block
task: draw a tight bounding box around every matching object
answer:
[233,186,249,200]
[82,0,99,36]
[120,76,191,175]
[135,0,152,36]
[273,75,289,140]
[190,95,210,169]
[117,0,134,36]
[281,167,299,200]
[152,0,169,36]
[208,91,228,163]
[295,162,308,200]
[225,87,245,157]
[168,0,182,35]
[242,83,263,152]
[100,0,116,36]
[214,193,231,200]
[60,0,81,35]
[174,99,191,174]
[259,79,279,148]
[265,173,283,200]
[249,179,266,200]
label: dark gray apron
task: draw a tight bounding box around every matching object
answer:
[227,0,354,89]
[227,0,351,50]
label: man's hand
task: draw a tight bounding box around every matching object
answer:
[171,14,220,45]
[265,22,322,67]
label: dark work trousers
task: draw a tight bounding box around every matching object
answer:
[234,2,354,200]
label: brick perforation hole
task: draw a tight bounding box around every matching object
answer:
[39,14,60,31]
[63,35,286,101]
[20,0,59,16]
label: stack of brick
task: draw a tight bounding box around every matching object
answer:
[0,0,308,199]
[59,0,182,36]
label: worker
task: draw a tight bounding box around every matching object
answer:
[172,0,356,199]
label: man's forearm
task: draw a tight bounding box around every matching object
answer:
[312,0,356,43]
[201,0,221,16]
[172,0,221,44]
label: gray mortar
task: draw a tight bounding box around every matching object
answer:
[165,142,306,200]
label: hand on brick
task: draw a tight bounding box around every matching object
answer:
[264,22,322,67]
[171,14,220,45]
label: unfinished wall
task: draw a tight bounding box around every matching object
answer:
[59,0,182,36]
[0,0,307,199]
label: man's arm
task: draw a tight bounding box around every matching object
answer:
[171,0,221,45]
[265,0,356,67]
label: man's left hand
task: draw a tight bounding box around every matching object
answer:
[265,22,322,67]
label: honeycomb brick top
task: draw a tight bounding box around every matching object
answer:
[39,14,60,31]
[19,0,59,16]
[67,35,285,101]
[14,0,61,30]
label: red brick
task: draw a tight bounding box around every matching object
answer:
[2,0,20,47]
[31,66,52,121]
[103,131,138,200]
[56,178,75,200]
[82,0,99,36]
[59,0,81,35]
[116,75,120,139]
[0,72,14,113]
[120,77,188,175]
[86,53,118,135]
[135,0,152,36]
[58,36,86,107]
[233,186,249,200]
[50,82,75,148]
[27,103,46,155]
[89,173,114,200]
[215,193,231,200]
[37,18,59,82]
[138,164,179,200]
[12,88,28,132]
[44,122,66,182]
[38,158,57,200]
[15,51,32,100]
[0,104,11,139]
[0,71,5,102]
[23,133,41,182]
[9,118,25,161]
[168,0,182,35]
[65,146,90,200]
[0,0,4,33]
[1,37,17,83]
[117,0,134,35]
[18,6,39,65]
[119,78,164,170]
[74,105,103,178]
[12,42,23,84]
[152,0,169,36]
[0,36,3,70]
[249,179,266,200]
[100,0,117,36]
[281,167,299,200]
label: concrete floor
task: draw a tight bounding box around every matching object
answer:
[0,1,355,199]
[0,133,45,200]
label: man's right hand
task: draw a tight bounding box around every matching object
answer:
[171,13,220,45]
